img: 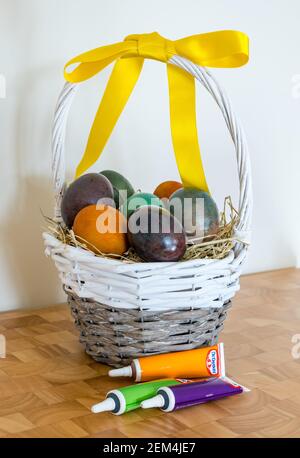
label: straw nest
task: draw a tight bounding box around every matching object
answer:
[44,196,244,263]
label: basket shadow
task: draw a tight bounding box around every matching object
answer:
[1,65,66,310]
[0,175,64,310]
[0,55,67,310]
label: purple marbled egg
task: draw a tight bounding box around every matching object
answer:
[128,206,186,262]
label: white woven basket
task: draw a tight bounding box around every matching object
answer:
[44,55,252,366]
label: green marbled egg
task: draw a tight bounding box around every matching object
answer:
[169,188,219,241]
[100,170,135,208]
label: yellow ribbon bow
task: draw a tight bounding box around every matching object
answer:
[64,31,249,191]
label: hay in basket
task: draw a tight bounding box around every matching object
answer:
[44,196,242,263]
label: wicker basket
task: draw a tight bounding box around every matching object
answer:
[44,55,252,367]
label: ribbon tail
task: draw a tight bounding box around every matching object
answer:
[75,57,144,178]
[167,63,209,192]
[64,42,131,82]
[175,30,249,68]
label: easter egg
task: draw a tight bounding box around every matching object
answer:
[61,173,114,228]
[154,180,183,200]
[121,192,164,220]
[100,170,135,208]
[73,204,128,255]
[128,206,186,262]
[169,188,219,240]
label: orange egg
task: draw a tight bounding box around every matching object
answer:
[154,181,183,200]
[73,204,128,255]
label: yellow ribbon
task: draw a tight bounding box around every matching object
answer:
[64,31,249,191]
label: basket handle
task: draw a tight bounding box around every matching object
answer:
[51,57,252,241]
[63,32,249,194]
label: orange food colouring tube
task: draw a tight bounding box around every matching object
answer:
[109,343,225,382]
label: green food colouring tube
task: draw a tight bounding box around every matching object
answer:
[91,379,182,415]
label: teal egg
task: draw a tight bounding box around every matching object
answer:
[100,170,135,208]
[169,188,219,240]
[121,192,164,219]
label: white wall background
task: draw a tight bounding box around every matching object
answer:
[0,0,299,312]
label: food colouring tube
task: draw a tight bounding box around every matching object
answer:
[91,378,186,415]
[141,376,250,412]
[109,343,225,382]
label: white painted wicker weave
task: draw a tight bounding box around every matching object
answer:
[43,55,252,366]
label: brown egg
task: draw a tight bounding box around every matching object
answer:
[61,173,114,228]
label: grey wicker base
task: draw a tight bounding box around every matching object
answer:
[67,292,231,367]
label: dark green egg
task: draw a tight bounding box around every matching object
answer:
[128,206,186,262]
[61,173,114,228]
[169,188,219,240]
[100,170,135,208]
[121,192,164,220]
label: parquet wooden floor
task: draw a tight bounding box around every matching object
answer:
[0,268,299,438]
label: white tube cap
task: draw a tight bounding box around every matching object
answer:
[108,366,132,378]
[141,394,165,410]
[91,397,116,414]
